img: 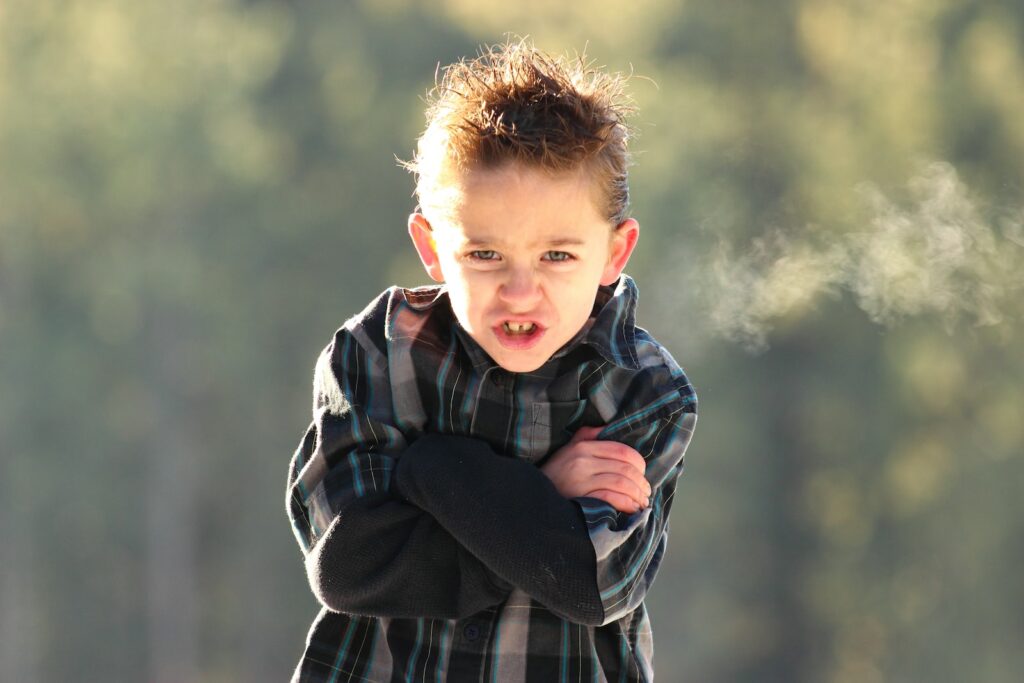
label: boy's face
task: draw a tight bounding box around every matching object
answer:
[408,163,639,373]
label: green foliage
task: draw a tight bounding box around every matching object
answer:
[2,1,1021,681]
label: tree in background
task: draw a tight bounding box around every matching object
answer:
[1,1,1021,681]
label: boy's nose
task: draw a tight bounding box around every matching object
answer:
[498,268,542,309]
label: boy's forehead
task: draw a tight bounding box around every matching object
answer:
[434,212,602,250]
[428,163,609,243]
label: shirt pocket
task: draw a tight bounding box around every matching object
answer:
[524,400,588,464]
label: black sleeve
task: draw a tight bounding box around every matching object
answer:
[393,433,605,625]
[288,321,514,619]
[305,476,514,619]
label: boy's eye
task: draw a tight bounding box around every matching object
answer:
[469,250,499,261]
[543,250,574,262]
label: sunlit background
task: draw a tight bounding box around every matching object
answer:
[2,1,1022,681]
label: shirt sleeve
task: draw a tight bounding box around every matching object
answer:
[579,358,698,625]
[394,434,606,625]
[395,353,698,627]
[286,329,513,619]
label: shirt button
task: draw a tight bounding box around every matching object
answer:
[463,623,481,642]
[491,370,505,387]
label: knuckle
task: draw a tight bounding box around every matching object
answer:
[617,475,642,496]
[615,442,638,455]
[612,443,645,467]
[619,461,639,478]
[608,442,630,458]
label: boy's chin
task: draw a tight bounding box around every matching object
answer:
[486,343,552,373]
[493,356,547,373]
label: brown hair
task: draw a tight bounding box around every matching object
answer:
[401,38,637,224]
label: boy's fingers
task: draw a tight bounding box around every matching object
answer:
[620,462,652,497]
[586,459,650,497]
[589,473,651,505]
[583,441,647,475]
[585,489,643,514]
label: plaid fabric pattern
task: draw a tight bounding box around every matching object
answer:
[287,275,698,682]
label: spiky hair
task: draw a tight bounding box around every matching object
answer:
[402,38,637,224]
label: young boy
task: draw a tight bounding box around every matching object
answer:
[287,40,697,682]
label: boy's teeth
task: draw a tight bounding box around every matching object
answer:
[503,321,536,334]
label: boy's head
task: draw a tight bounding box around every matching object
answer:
[402,39,640,373]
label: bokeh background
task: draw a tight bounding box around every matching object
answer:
[2,1,1022,681]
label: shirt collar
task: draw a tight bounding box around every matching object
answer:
[401,285,495,370]
[400,274,642,372]
[403,284,449,311]
[572,274,642,370]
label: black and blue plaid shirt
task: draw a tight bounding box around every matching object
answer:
[287,275,697,682]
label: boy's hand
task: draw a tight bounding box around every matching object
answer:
[540,425,651,514]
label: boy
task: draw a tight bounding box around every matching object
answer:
[287,40,697,682]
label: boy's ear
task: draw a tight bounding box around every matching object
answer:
[601,218,640,286]
[408,213,445,282]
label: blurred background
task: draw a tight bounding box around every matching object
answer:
[2,1,1022,681]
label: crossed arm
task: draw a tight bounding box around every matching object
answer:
[286,330,695,625]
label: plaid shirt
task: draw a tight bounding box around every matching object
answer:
[287,275,697,682]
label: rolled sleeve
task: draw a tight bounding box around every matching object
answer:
[578,374,698,625]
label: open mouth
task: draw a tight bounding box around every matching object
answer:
[502,321,537,335]
[494,320,546,349]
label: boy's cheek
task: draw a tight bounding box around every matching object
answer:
[446,293,484,335]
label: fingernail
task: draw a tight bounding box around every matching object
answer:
[644,497,650,507]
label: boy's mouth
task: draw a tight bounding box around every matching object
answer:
[502,321,537,335]
[493,320,546,350]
